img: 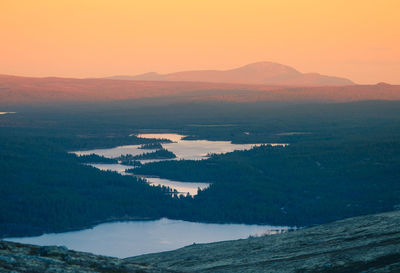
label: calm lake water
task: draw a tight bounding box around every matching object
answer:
[75,133,286,161]
[145,177,210,196]
[89,163,134,174]
[74,145,158,159]
[8,133,291,258]
[6,218,289,258]
[137,133,285,161]
[87,164,210,195]
[74,133,286,196]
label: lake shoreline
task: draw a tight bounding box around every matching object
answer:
[2,214,296,240]
[74,133,287,196]
[5,218,292,258]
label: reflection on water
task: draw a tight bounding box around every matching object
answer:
[88,163,133,175]
[136,133,184,142]
[73,145,158,159]
[25,133,293,257]
[136,133,286,161]
[0,112,16,115]
[5,218,290,258]
[88,164,209,196]
[145,177,210,196]
[74,133,287,162]
[74,133,287,195]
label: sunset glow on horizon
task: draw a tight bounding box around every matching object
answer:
[1,0,399,84]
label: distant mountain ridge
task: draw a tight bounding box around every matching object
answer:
[108,62,355,86]
[0,74,399,106]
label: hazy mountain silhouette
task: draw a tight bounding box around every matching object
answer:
[1,74,399,106]
[108,62,355,86]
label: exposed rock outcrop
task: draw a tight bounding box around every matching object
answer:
[0,242,178,273]
[2,210,400,272]
[130,210,400,272]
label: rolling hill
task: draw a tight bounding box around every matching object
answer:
[0,74,399,106]
[108,62,355,86]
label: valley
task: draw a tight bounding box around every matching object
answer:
[2,1,399,271]
[73,133,286,195]
[1,100,399,243]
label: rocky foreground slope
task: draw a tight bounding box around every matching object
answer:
[1,210,400,272]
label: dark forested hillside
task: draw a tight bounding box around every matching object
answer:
[0,135,183,238]
[1,100,400,237]
[134,141,400,225]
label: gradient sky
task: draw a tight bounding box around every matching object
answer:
[1,0,399,84]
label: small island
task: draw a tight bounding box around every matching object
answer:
[119,149,176,161]
[76,154,118,164]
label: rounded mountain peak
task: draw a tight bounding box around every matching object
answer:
[233,62,301,76]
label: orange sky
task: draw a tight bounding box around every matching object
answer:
[1,0,399,84]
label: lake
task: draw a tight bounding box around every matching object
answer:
[86,164,210,195]
[144,177,210,196]
[6,218,289,258]
[75,133,287,196]
[74,133,287,162]
[6,133,291,258]
[137,133,286,160]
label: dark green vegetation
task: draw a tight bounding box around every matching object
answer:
[135,142,400,225]
[121,149,176,161]
[0,100,400,237]
[76,154,117,164]
[116,148,175,166]
[0,135,182,238]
